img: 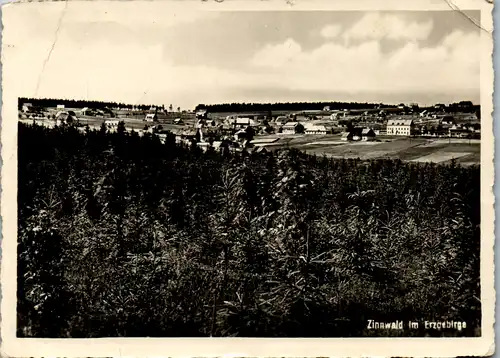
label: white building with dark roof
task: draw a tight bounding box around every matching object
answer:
[305,125,329,135]
[386,119,414,136]
[229,117,259,128]
[282,121,301,134]
[145,113,158,122]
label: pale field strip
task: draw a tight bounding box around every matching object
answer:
[348,141,380,145]
[306,141,380,146]
[421,139,481,147]
[250,138,280,144]
[411,152,471,163]
[306,140,345,145]
[252,142,284,147]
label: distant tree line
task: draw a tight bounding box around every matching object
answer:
[196,101,480,114]
[446,101,480,114]
[195,102,395,113]
[18,98,163,111]
[19,98,479,116]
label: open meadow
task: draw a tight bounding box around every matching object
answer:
[254,134,480,165]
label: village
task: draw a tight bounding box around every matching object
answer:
[19,100,481,165]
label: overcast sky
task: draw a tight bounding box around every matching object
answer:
[4,3,480,109]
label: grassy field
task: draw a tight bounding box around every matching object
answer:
[253,134,480,165]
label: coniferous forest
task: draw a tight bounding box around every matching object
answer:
[18,122,481,338]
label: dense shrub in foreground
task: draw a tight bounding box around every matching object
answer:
[17,123,481,337]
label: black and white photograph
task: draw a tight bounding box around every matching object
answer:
[1,0,495,356]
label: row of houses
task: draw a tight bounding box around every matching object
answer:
[280,122,332,135]
[386,119,481,137]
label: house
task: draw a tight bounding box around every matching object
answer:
[361,128,376,141]
[386,119,414,136]
[305,125,329,135]
[230,117,259,129]
[341,127,363,141]
[469,123,481,133]
[145,113,158,122]
[234,126,256,141]
[105,120,121,128]
[55,111,78,124]
[323,106,331,112]
[22,103,33,113]
[57,104,65,110]
[173,118,183,124]
[449,127,471,138]
[330,112,341,120]
[175,129,198,144]
[95,109,114,118]
[196,109,208,119]
[205,119,217,127]
[341,132,352,141]
[197,142,211,152]
[440,115,455,125]
[282,122,304,134]
[275,116,289,125]
[212,141,223,150]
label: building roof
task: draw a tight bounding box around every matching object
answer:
[362,128,375,135]
[231,117,257,125]
[283,121,300,128]
[56,111,77,121]
[56,112,69,120]
[387,119,413,126]
[449,127,471,132]
[306,125,328,132]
